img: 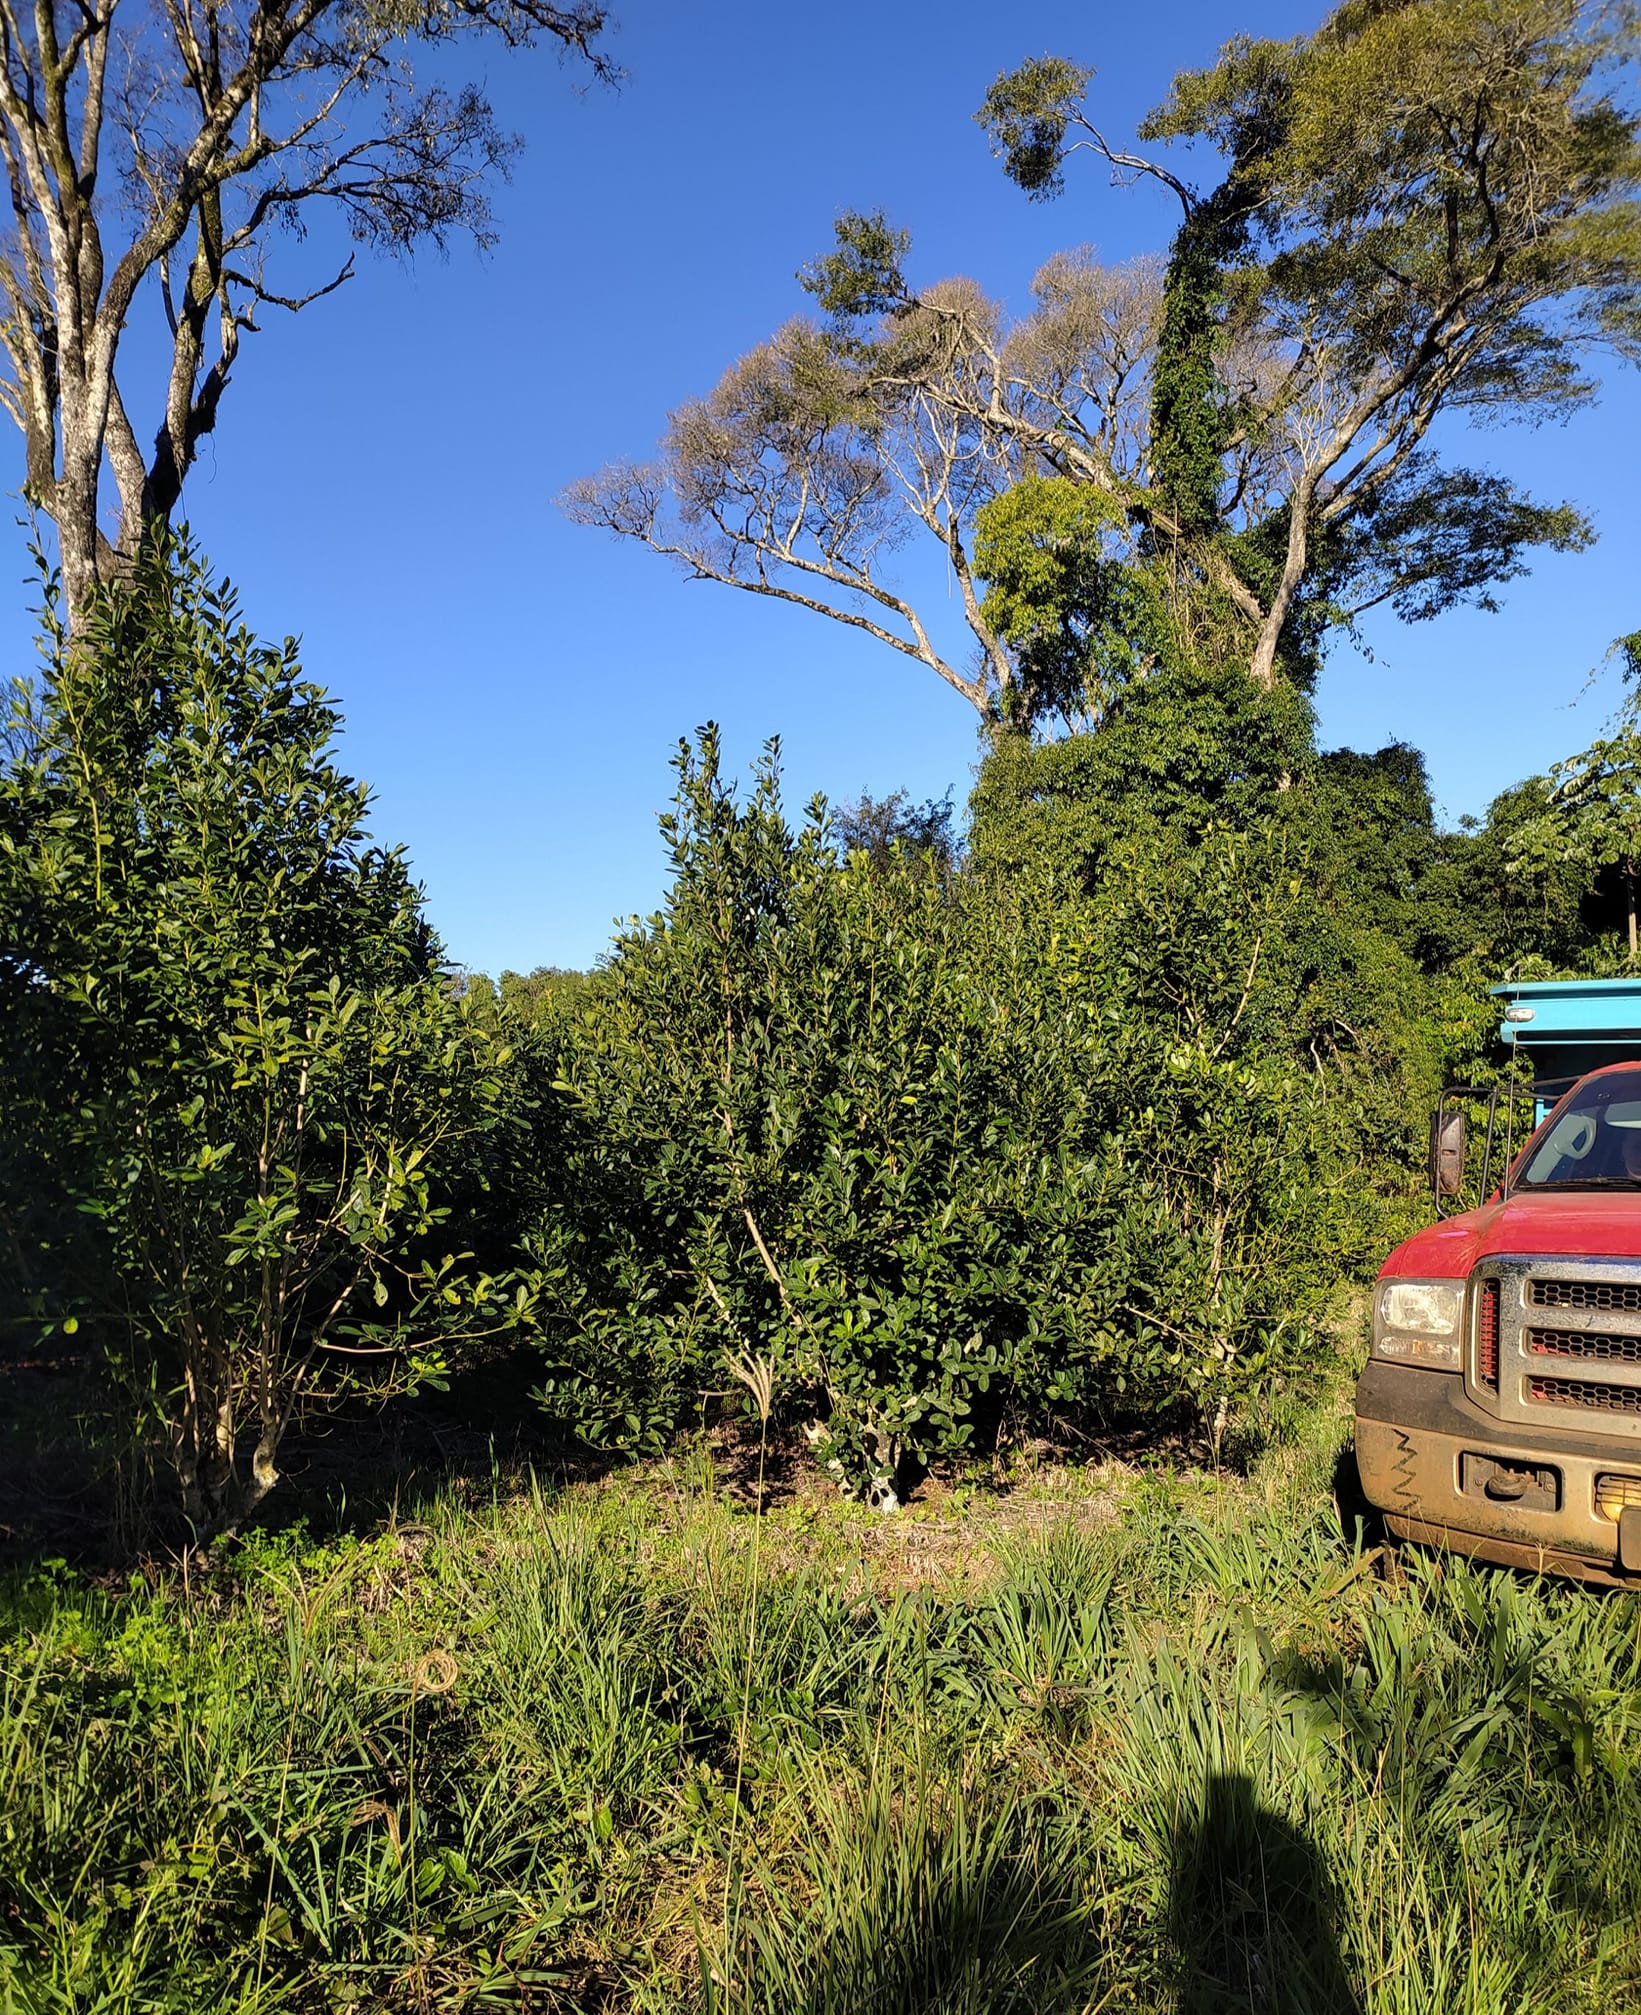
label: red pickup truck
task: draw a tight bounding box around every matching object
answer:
[1356,981,1641,1586]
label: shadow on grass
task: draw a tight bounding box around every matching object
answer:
[700,1768,1109,2015]
[1170,1772,1362,2015]
[0,1338,613,1569]
[1331,1438,1385,1554]
[257,1343,609,1540]
[0,1334,121,1564]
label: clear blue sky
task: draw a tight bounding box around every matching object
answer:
[18,0,1639,974]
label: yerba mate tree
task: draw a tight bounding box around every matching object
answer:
[570,0,1640,730]
[0,0,612,616]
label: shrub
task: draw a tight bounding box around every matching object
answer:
[0,543,523,1534]
[528,730,1410,1488]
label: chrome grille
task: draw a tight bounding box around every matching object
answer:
[1530,1279,1641,1313]
[1529,1375,1641,1416]
[1527,1327,1641,1365]
[1467,1258,1641,1442]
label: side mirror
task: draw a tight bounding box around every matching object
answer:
[1430,1106,1467,1199]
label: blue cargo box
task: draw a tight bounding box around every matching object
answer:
[1491,978,1641,1115]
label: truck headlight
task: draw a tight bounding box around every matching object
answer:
[1373,1278,1465,1370]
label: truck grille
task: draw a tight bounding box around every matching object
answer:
[1469,1261,1641,1440]
[1477,1279,1500,1389]
[1527,1327,1641,1364]
[1528,1375,1641,1416]
[1530,1279,1641,1313]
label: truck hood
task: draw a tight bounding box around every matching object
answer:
[1384,1189,1641,1279]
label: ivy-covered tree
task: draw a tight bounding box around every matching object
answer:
[0,542,524,1533]
[569,0,1636,731]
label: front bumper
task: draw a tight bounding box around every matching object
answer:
[1355,1361,1641,1586]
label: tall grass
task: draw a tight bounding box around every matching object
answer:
[3,1411,1639,2012]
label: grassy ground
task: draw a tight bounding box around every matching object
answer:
[3,1376,1640,2014]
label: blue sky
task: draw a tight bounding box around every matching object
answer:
[16,0,1639,974]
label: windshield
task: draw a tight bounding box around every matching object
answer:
[1517,1068,1641,1189]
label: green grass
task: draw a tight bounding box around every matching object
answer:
[3,1396,1640,2013]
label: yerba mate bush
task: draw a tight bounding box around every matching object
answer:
[527,731,1404,1489]
[0,544,524,1536]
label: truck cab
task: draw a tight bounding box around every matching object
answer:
[1356,979,1641,1585]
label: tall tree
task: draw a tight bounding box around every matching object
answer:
[0,0,614,614]
[570,0,1638,730]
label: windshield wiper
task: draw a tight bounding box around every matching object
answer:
[1523,1176,1641,1191]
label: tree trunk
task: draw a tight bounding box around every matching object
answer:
[1248,482,1315,691]
[174,1343,247,1538]
[54,444,107,624]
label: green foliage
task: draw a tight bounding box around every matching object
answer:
[1310,741,1503,972]
[533,726,1113,1480]
[1143,0,1641,524]
[973,56,1095,201]
[831,789,959,874]
[527,728,1413,1488]
[797,210,911,324]
[1436,778,1595,973]
[461,964,594,1029]
[1506,692,1641,956]
[702,1753,1103,2014]
[965,664,1467,1260]
[0,542,522,1534]
[973,476,1169,724]
[958,582,1641,1022]
[1332,463,1593,627]
[968,657,1319,889]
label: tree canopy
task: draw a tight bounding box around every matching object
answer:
[570,0,1638,731]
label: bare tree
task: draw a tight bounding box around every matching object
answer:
[0,0,614,613]
[564,255,1166,726]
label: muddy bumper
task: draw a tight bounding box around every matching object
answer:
[1355,1361,1641,1586]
